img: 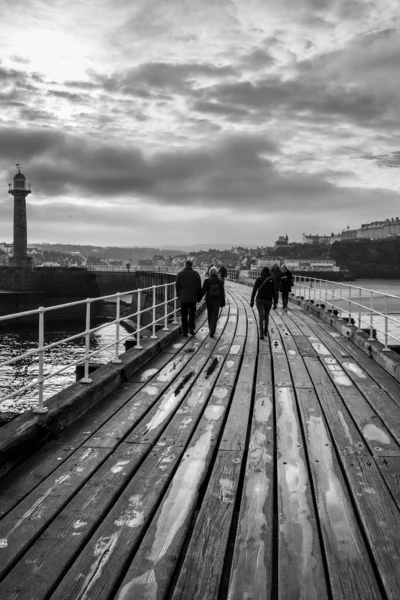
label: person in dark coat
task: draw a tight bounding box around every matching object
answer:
[250,267,275,339]
[270,263,281,308]
[218,265,228,282]
[200,266,225,338]
[280,264,293,309]
[176,260,202,337]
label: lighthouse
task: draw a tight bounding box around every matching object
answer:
[8,165,32,267]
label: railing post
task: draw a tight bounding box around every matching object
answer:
[111,292,122,363]
[368,290,374,341]
[356,287,362,331]
[325,280,328,308]
[338,285,343,319]
[136,289,143,349]
[150,285,157,339]
[33,307,48,413]
[163,283,169,330]
[348,286,352,325]
[81,298,92,383]
[383,295,390,351]
[172,284,178,324]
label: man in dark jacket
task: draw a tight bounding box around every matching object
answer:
[176,260,202,337]
[200,266,225,338]
[270,263,281,308]
[250,267,275,339]
[280,264,293,309]
[218,265,228,282]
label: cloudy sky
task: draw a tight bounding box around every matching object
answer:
[1,0,400,247]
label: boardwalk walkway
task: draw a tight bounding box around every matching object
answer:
[0,282,400,600]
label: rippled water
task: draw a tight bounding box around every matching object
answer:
[0,322,130,413]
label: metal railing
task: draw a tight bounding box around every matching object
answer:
[293,276,400,350]
[0,276,179,414]
[86,265,182,273]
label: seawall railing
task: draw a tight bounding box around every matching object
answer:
[293,276,400,350]
[0,271,184,414]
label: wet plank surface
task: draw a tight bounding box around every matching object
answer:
[1,283,400,599]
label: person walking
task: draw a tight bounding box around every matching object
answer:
[218,265,228,282]
[270,263,281,308]
[250,267,275,339]
[201,266,225,338]
[280,264,293,309]
[176,260,202,337]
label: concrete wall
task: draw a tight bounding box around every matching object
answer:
[0,267,176,325]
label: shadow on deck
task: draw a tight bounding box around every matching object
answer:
[0,282,400,600]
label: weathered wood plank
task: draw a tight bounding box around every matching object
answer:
[304,357,367,455]
[227,349,275,600]
[376,456,400,510]
[170,450,243,600]
[60,393,231,600]
[293,336,319,357]
[316,355,400,457]
[297,388,384,600]
[219,381,254,452]
[342,455,400,600]
[0,446,111,580]
[305,313,400,407]
[125,353,209,444]
[276,387,329,600]
[0,443,149,600]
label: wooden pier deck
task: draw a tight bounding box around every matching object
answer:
[0,281,400,600]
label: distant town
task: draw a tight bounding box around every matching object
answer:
[1,216,399,274]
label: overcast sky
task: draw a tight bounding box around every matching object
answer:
[1,0,400,247]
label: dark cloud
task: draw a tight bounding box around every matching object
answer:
[362,151,400,168]
[239,48,275,70]
[191,100,251,119]
[201,76,386,125]
[47,89,88,102]
[93,61,236,96]
[0,124,362,217]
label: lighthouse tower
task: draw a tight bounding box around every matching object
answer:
[8,165,32,267]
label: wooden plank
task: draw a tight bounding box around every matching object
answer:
[217,353,242,387]
[125,353,209,444]
[56,391,231,600]
[0,443,149,600]
[276,387,329,600]
[287,357,314,389]
[219,381,253,451]
[129,350,184,383]
[316,355,400,457]
[305,313,400,407]
[342,455,400,600]
[169,450,243,600]
[0,445,111,580]
[152,354,232,448]
[0,379,146,519]
[48,441,185,600]
[376,457,400,510]
[294,336,318,357]
[296,388,384,599]
[304,357,367,455]
[227,350,275,600]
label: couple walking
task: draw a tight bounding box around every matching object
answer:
[250,264,293,339]
[176,261,225,338]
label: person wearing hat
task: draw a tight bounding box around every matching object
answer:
[200,266,225,338]
[250,267,275,339]
[280,264,293,309]
[176,260,202,337]
[270,263,281,308]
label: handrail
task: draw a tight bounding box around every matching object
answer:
[292,276,400,350]
[0,270,181,414]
